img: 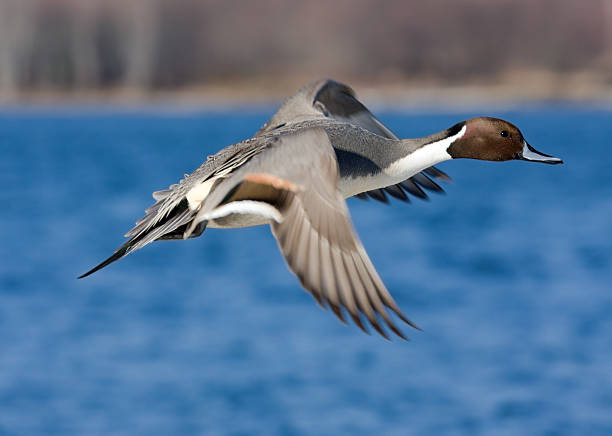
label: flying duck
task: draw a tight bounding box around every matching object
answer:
[79,104,562,339]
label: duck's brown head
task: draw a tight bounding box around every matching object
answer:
[447,117,563,164]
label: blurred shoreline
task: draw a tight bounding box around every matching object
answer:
[3,72,611,110]
[2,0,610,110]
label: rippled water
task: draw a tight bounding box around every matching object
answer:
[1,105,611,435]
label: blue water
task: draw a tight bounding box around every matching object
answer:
[1,105,611,435]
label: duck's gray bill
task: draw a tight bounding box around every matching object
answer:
[520,141,563,164]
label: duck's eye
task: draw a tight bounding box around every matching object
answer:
[500,130,508,138]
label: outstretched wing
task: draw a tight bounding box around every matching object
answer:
[217,128,418,339]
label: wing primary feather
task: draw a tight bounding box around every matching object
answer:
[384,184,410,202]
[278,207,301,265]
[367,263,422,331]
[356,253,408,340]
[342,250,387,338]
[366,189,389,204]
[423,166,452,181]
[359,252,421,331]
[338,250,371,334]
[319,222,346,324]
[389,305,422,331]
[332,246,368,333]
[306,223,324,308]
[350,251,400,340]
[292,201,326,309]
[411,173,444,193]
[400,180,428,200]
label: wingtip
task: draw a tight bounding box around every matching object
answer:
[402,315,423,332]
[391,307,423,331]
[386,322,409,341]
[370,322,391,340]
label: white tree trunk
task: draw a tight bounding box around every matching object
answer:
[122,0,159,91]
[72,0,100,90]
[0,0,35,100]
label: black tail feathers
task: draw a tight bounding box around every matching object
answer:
[78,240,134,279]
[78,220,207,279]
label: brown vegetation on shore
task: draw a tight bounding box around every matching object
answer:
[0,0,611,103]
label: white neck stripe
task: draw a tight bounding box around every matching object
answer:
[386,124,466,180]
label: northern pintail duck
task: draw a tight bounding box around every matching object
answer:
[80,86,562,339]
[258,79,451,203]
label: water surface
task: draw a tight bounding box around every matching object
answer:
[1,106,611,435]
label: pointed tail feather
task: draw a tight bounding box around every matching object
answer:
[79,199,199,278]
[78,239,134,279]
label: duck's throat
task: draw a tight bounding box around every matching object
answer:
[386,124,466,180]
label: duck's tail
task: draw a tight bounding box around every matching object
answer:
[78,199,207,279]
